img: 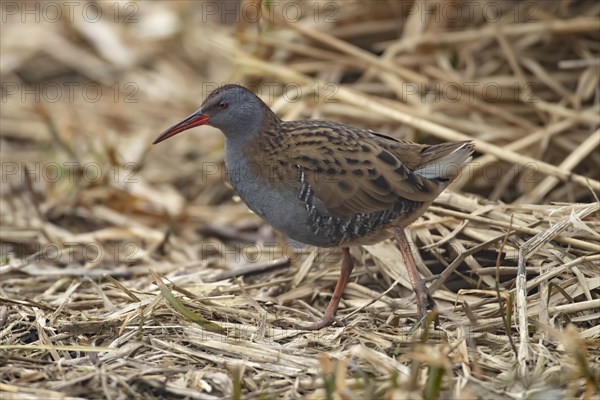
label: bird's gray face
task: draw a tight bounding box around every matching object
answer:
[152,86,263,145]
[200,88,263,138]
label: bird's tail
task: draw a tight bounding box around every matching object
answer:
[414,141,474,182]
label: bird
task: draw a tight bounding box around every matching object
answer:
[153,84,474,330]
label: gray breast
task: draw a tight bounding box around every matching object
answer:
[225,145,331,247]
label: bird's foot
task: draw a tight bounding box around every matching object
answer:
[415,284,434,316]
[416,287,439,327]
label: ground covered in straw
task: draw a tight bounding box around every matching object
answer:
[1,1,599,399]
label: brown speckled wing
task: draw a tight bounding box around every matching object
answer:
[260,120,470,219]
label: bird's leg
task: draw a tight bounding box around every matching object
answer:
[306,247,354,330]
[394,227,436,319]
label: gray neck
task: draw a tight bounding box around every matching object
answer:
[222,106,274,172]
[223,104,263,152]
[224,135,263,208]
[224,136,250,173]
[221,104,282,189]
[223,123,262,184]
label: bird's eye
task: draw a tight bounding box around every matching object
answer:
[219,100,228,109]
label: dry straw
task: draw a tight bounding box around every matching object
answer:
[1,1,598,399]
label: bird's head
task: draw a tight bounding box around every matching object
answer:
[153,84,274,144]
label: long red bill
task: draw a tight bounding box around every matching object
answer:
[152,111,209,144]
